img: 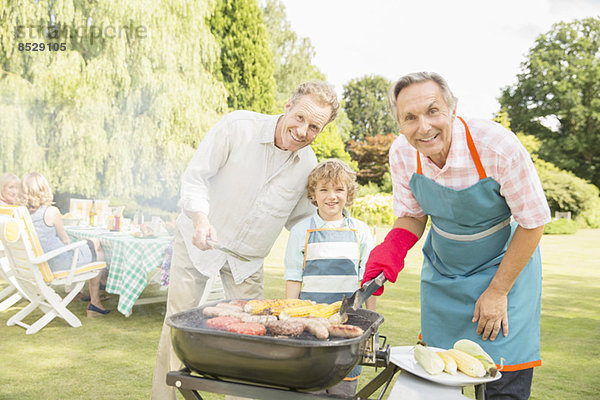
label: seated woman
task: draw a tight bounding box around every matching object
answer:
[0,172,20,205]
[18,172,110,316]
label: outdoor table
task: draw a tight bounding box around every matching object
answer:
[66,226,173,316]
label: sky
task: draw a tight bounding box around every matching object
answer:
[279,0,600,119]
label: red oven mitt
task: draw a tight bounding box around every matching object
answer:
[361,228,419,295]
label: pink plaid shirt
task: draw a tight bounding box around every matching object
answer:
[390,117,551,229]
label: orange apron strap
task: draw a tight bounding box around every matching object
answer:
[458,116,487,180]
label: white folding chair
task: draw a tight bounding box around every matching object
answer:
[0,246,26,311]
[0,207,31,311]
[0,205,106,334]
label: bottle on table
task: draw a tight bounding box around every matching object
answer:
[89,200,97,226]
[134,209,144,226]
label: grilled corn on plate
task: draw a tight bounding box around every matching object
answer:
[414,339,500,378]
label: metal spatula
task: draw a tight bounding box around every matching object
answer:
[340,272,387,317]
[207,239,250,262]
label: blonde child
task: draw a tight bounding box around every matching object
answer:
[284,159,375,397]
[18,172,109,316]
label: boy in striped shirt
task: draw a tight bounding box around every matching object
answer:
[284,159,375,396]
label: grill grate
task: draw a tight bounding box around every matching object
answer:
[173,306,378,342]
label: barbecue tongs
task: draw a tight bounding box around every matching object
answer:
[339,272,387,318]
[207,239,250,262]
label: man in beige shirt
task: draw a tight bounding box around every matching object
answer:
[151,80,339,400]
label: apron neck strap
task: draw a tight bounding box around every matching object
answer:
[415,116,487,180]
[459,116,487,179]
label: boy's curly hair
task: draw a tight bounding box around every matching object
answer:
[306,159,359,207]
[17,172,54,212]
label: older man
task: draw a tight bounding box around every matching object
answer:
[362,72,550,399]
[151,80,339,400]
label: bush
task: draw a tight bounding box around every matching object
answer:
[379,172,393,194]
[517,132,600,228]
[347,134,396,186]
[311,123,356,169]
[544,219,578,235]
[358,182,381,197]
[537,158,600,219]
[349,193,395,226]
[574,197,600,228]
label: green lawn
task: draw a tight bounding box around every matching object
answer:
[1,228,598,399]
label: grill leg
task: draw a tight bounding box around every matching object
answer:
[355,364,400,399]
[166,370,204,400]
[166,369,343,400]
[178,389,204,400]
[474,384,485,400]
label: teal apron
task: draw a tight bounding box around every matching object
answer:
[301,216,362,380]
[411,117,542,371]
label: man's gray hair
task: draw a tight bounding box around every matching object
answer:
[289,80,339,125]
[388,72,458,124]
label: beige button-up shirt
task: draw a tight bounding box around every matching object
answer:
[176,110,317,283]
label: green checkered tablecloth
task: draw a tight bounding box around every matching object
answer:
[66,227,172,316]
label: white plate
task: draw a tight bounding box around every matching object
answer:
[390,346,501,387]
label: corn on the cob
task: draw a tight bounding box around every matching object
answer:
[473,355,498,377]
[444,349,486,378]
[279,304,327,319]
[453,339,498,377]
[309,301,342,319]
[244,299,312,315]
[436,351,458,375]
[414,343,445,375]
[453,339,493,363]
[266,299,314,316]
[279,300,342,319]
[244,299,280,314]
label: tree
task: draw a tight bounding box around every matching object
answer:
[342,75,398,141]
[260,0,323,110]
[0,0,228,209]
[210,0,275,113]
[311,123,357,169]
[493,109,512,130]
[260,0,354,163]
[500,17,600,187]
[347,134,396,186]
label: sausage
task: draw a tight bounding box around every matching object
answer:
[327,324,364,338]
[266,319,304,336]
[241,314,278,324]
[228,299,248,308]
[202,306,227,317]
[202,307,248,319]
[205,316,242,330]
[328,313,348,325]
[221,311,251,319]
[294,318,329,340]
[215,302,245,312]
[226,322,266,336]
[305,316,331,327]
